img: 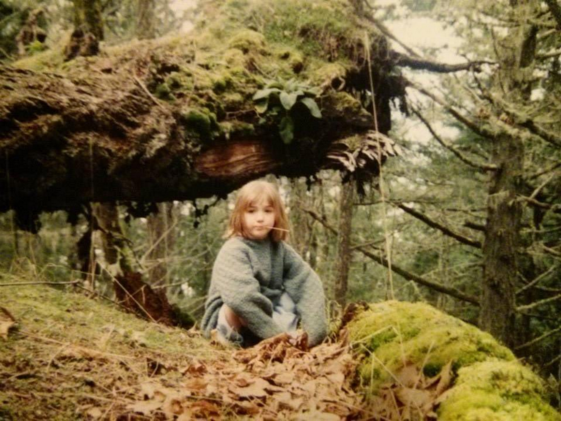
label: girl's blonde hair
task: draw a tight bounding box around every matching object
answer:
[226,180,289,242]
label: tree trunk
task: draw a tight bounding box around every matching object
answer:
[1,0,402,229]
[92,202,174,325]
[72,0,104,41]
[479,0,538,347]
[0,62,388,230]
[334,180,354,309]
[136,0,157,40]
[290,179,314,261]
[146,203,175,286]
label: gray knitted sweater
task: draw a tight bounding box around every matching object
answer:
[201,236,328,346]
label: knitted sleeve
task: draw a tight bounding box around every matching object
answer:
[213,240,284,340]
[282,242,328,346]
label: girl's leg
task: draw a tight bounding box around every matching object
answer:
[216,305,244,346]
[222,305,247,331]
[273,292,299,332]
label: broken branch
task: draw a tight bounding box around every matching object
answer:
[302,207,480,305]
[391,51,493,73]
[412,106,496,171]
[394,202,483,249]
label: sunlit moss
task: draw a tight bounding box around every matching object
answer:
[346,301,560,420]
[228,29,266,54]
[439,361,561,421]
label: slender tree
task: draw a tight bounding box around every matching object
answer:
[334,180,355,309]
[136,0,156,39]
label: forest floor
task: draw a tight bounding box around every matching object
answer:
[0,266,362,420]
[2,265,560,420]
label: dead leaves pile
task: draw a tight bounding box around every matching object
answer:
[368,362,453,420]
[127,331,363,420]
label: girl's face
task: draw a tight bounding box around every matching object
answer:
[243,199,275,240]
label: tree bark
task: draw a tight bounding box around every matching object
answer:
[72,0,104,41]
[146,203,175,286]
[479,0,538,347]
[1,0,404,229]
[0,64,393,230]
[136,0,157,40]
[92,202,174,324]
[334,180,355,309]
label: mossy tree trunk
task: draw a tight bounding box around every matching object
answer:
[72,0,104,41]
[146,203,175,286]
[136,0,156,40]
[92,202,174,324]
[479,0,538,347]
[1,0,404,230]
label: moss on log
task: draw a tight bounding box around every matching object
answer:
[347,301,561,420]
[0,0,405,229]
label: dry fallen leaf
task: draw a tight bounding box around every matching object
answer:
[127,400,162,415]
[396,363,420,388]
[230,377,270,398]
[126,331,363,420]
[0,307,16,340]
[435,361,453,395]
[84,406,103,419]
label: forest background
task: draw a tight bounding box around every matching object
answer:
[0,0,560,403]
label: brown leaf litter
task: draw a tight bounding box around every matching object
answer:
[367,361,453,420]
[125,330,364,420]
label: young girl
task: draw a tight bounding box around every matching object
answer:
[201,180,328,347]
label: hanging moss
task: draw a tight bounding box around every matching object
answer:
[346,301,560,420]
[180,108,219,141]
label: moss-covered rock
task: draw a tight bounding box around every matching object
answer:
[347,301,560,420]
[439,361,561,420]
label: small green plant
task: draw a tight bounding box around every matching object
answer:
[253,78,322,144]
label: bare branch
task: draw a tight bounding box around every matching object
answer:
[392,51,494,73]
[464,221,486,231]
[515,325,561,350]
[517,292,561,312]
[519,196,561,214]
[516,266,556,295]
[407,79,496,141]
[528,162,561,180]
[537,49,561,60]
[412,106,497,171]
[0,281,80,287]
[544,0,561,30]
[476,88,561,149]
[519,119,561,148]
[302,207,480,305]
[395,202,483,249]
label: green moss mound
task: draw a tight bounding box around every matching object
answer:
[440,361,561,420]
[347,301,560,420]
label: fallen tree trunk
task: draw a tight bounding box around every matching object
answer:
[0,0,406,230]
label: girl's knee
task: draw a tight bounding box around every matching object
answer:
[223,305,247,330]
